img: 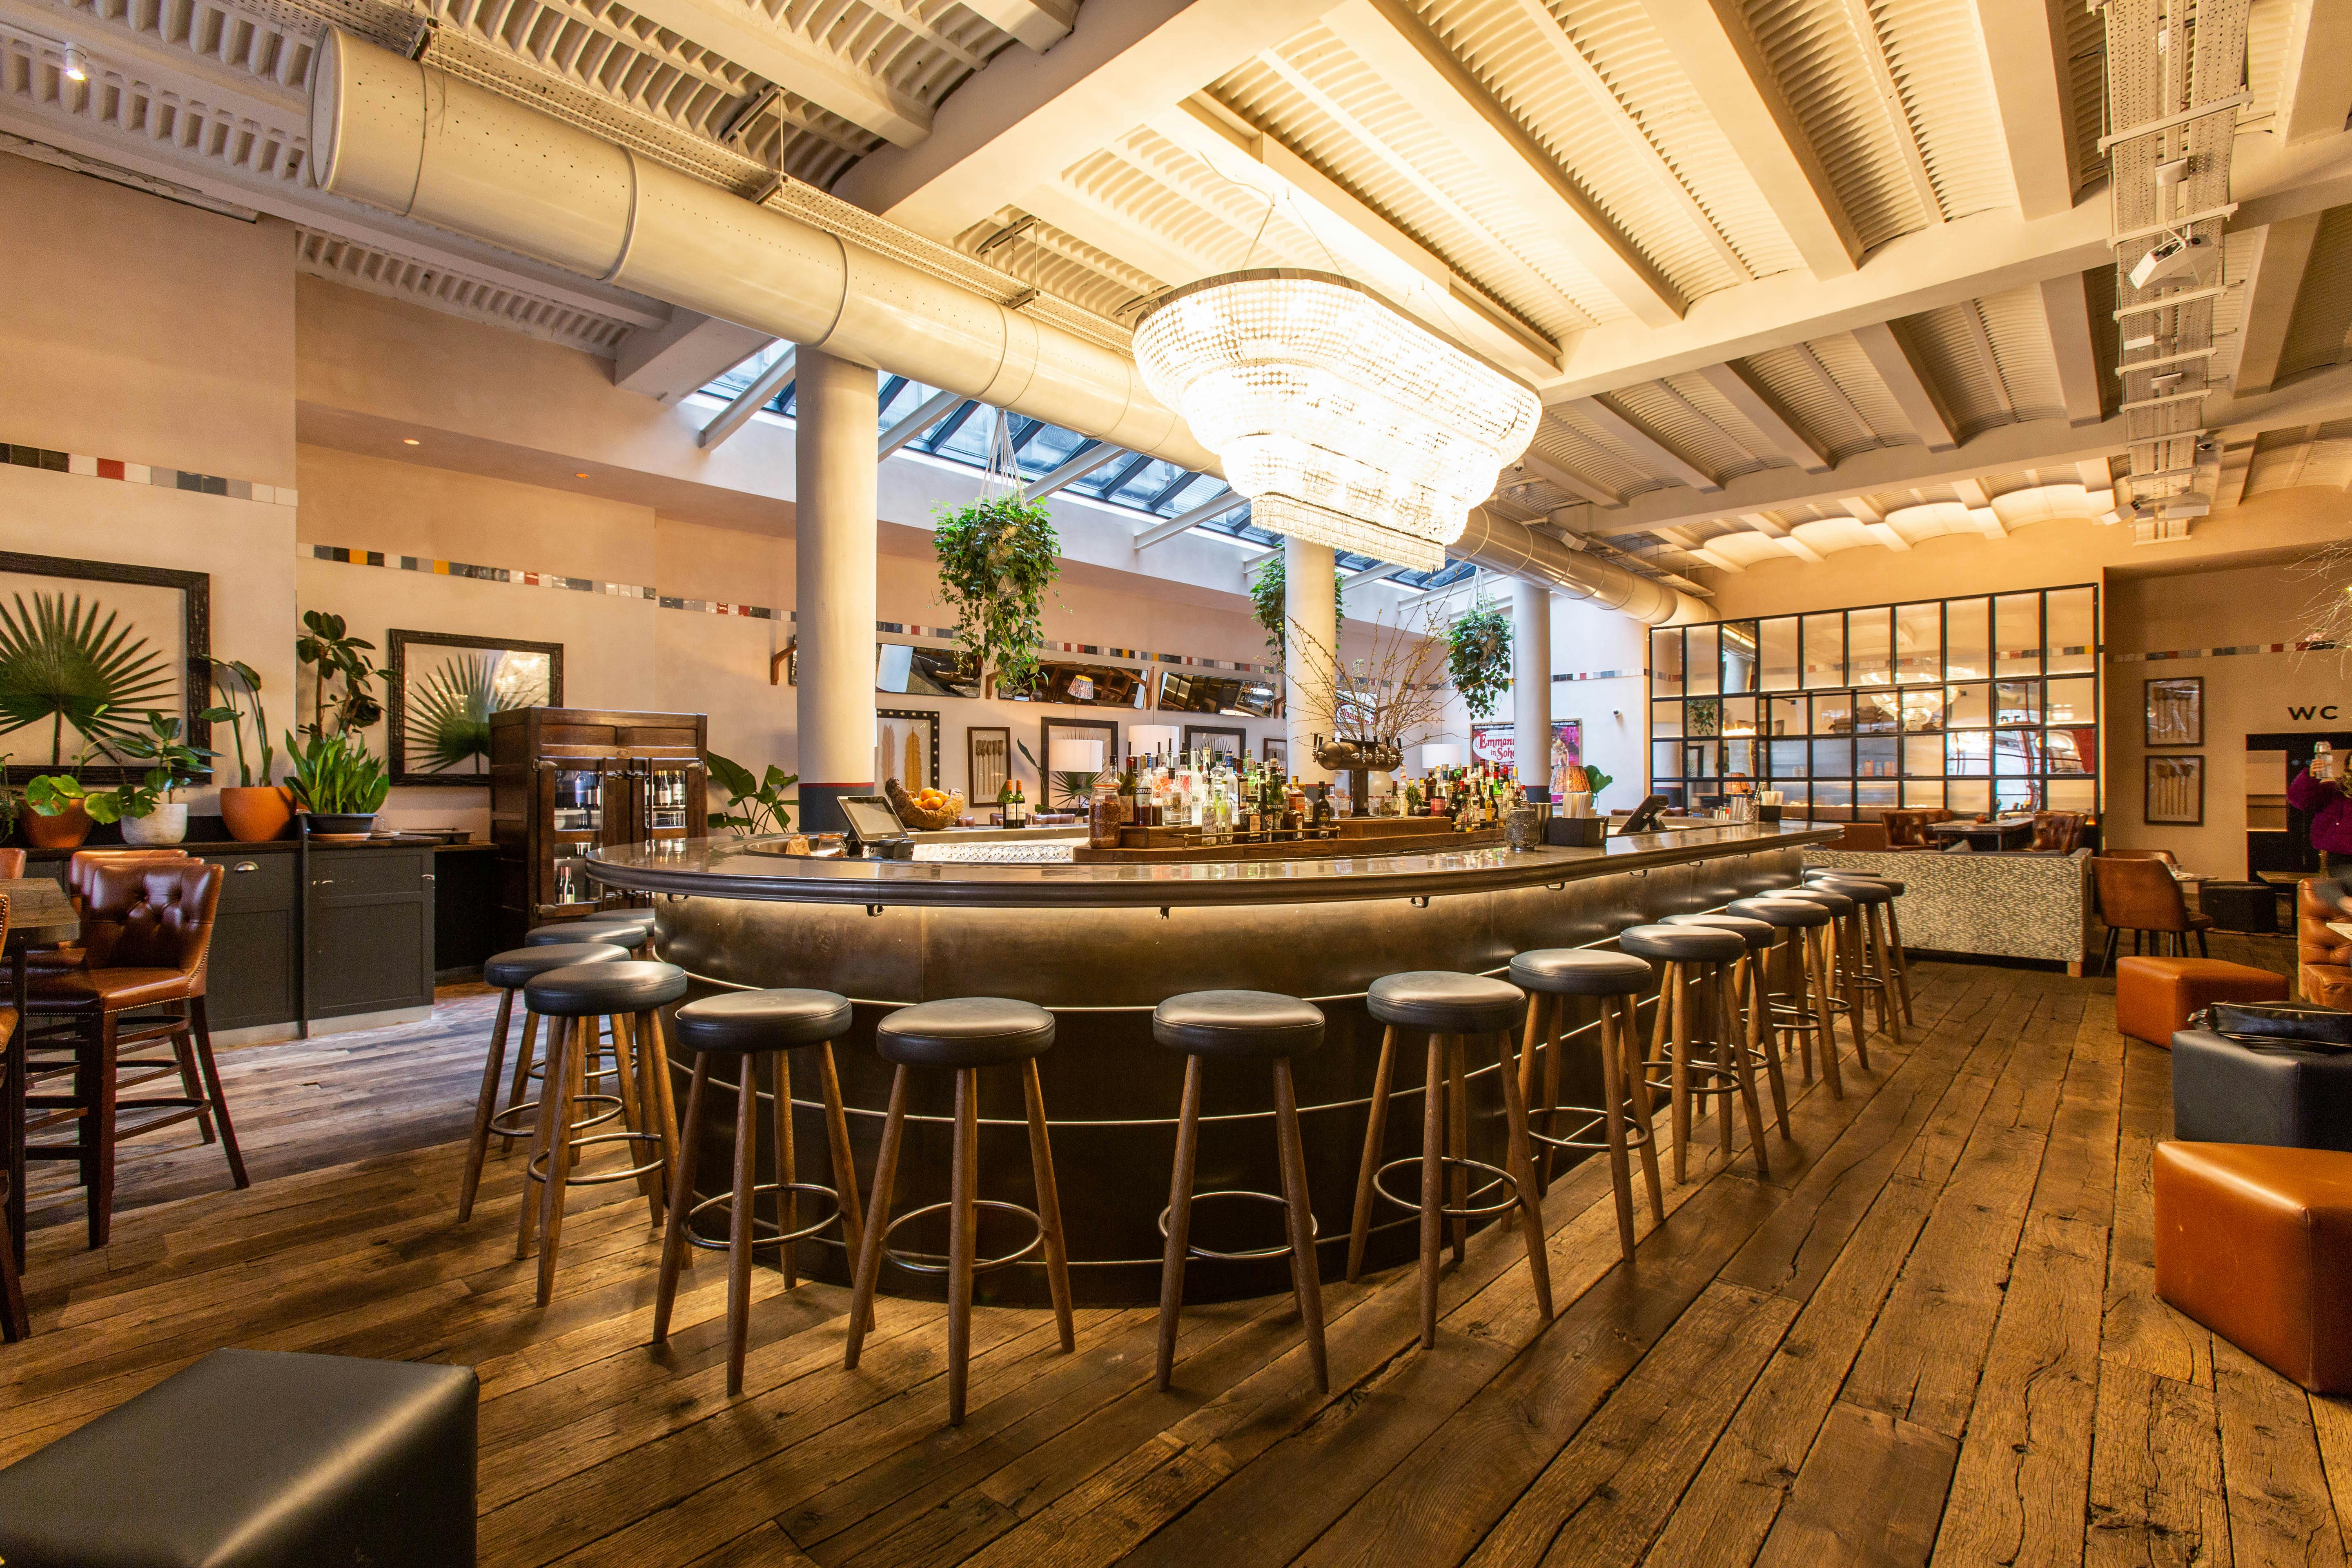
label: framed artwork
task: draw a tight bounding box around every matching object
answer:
[878,707,941,791]
[0,551,210,784]
[2145,754,2204,826]
[1263,735,1289,771]
[1183,724,1247,762]
[386,631,561,786]
[1038,717,1118,808]
[967,725,1010,803]
[1468,719,1581,775]
[2145,676,2202,747]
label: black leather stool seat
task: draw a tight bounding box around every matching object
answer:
[673,988,853,1053]
[524,959,689,1016]
[1807,877,1893,904]
[484,942,628,991]
[1804,870,1903,895]
[2172,1029,2352,1151]
[526,913,654,947]
[1152,990,1325,1057]
[1508,949,1653,996]
[1617,923,1744,964]
[0,1348,477,1568]
[1663,912,1777,950]
[1780,886,1858,917]
[877,997,1056,1067]
[1728,896,1834,928]
[1368,971,1525,1032]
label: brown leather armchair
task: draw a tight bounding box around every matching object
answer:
[2031,811,2086,853]
[1882,808,1954,851]
[1829,821,1889,851]
[28,849,193,974]
[2298,878,2352,1009]
[0,848,23,880]
[23,861,245,1247]
[2093,855,2212,974]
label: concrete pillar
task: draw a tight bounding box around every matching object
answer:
[793,347,878,834]
[1283,536,1336,784]
[1513,577,1553,799]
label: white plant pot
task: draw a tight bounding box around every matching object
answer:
[1561,791,1595,819]
[122,804,188,845]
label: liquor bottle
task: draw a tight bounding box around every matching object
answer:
[1008,782,1025,829]
[1312,781,1334,832]
[1127,756,1150,828]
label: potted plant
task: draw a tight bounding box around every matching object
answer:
[282,729,391,835]
[1248,554,1345,663]
[22,722,120,850]
[705,753,796,835]
[294,610,384,737]
[933,492,1060,698]
[111,710,214,846]
[203,657,290,842]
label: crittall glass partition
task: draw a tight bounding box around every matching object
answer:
[1649,585,2099,820]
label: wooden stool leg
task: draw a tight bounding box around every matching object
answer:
[818,1043,864,1327]
[1446,1034,1469,1265]
[187,1001,245,1190]
[1786,933,1815,1083]
[88,1014,120,1248]
[517,1013,561,1261]
[609,1015,662,1225]
[1156,1054,1203,1392]
[1723,967,1769,1179]
[1494,1029,1555,1321]
[1021,1058,1075,1354]
[1885,900,1917,1023]
[1712,966,1735,1170]
[773,1051,798,1289]
[1810,931,1847,1100]
[500,1009,541,1154]
[640,1010,684,1250]
[1667,964,1691,1184]
[844,1067,909,1371]
[1595,1002,1637,1264]
[726,1051,758,1396]
[1418,1031,1445,1350]
[1345,1025,1396,1283]
[1538,998,1564,1195]
[1746,955,1790,1138]
[652,1053,711,1344]
[1870,907,1904,1046]
[947,1067,980,1426]
[459,989,516,1222]
[169,1022,214,1143]
[1515,996,1547,1194]
[1839,918,1872,1071]
[535,1018,586,1306]
[1618,997,1666,1225]
[1271,1058,1330,1393]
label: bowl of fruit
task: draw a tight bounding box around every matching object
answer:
[885,777,965,831]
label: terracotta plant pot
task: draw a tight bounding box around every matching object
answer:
[23,802,92,850]
[219,785,295,843]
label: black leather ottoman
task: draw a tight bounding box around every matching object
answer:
[2172,1028,2352,1152]
[0,1348,477,1567]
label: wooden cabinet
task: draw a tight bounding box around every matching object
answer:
[305,843,437,1022]
[198,850,299,1031]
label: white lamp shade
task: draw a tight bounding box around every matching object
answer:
[1419,743,1465,770]
[1128,725,1181,758]
[1048,738,1106,773]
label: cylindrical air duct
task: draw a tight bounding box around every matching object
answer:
[1455,510,1699,625]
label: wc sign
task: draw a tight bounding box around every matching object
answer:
[2289,704,2343,721]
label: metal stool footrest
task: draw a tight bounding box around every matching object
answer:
[526,1127,665,1188]
[1370,1155,1520,1221]
[1642,1057,1757,1101]
[1157,1188,1318,1261]
[492,1093,621,1139]
[1528,1103,1655,1155]
[685,1181,843,1253]
[881,1198,1044,1277]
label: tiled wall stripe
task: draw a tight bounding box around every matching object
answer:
[7,441,298,505]
[2109,641,2342,663]
[1553,668,1642,683]
[304,543,1281,677]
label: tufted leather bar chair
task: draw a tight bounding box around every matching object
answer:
[2298,879,2352,1009]
[24,849,192,977]
[2092,856,2211,974]
[0,894,22,1342]
[23,861,244,1247]
[1880,808,1953,851]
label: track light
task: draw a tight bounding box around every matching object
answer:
[2131,235,2209,291]
[62,41,88,81]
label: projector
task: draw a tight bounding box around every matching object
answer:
[2131,235,2209,290]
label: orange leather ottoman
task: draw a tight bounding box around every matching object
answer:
[2153,1142,2352,1391]
[2115,956,2287,1047]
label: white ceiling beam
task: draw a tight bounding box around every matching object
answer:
[2279,0,2352,147]
[611,0,931,146]
[1347,560,1412,585]
[613,314,774,402]
[1831,0,1941,225]
[1971,0,2075,219]
[1028,442,1128,498]
[1136,490,1247,547]
[956,0,1074,52]
[1319,0,1686,328]
[831,0,1342,236]
[1633,0,1860,277]
[1509,448,1622,510]
[2035,272,2104,427]
[1866,521,1911,551]
[1658,526,1744,572]
[1693,362,1830,472]
[1840,495,1884,523]
[878,388,966,458]
[699,347,796,449]
[1850,321,1960,451]
[1014,179,1230,292]
[1773,531,1825,564]
[2214,439,2255,508]
[1736,511,1789,537]
[1570,397,1723,491]
[2233,214,2323,396]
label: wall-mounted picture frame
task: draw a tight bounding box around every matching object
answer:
[967,725,1010,805]
[0,551,210,785]
[1037,717,1118,809]
[2145,676,2203,747]
[386,630,562,786]
[1263,735,1289,771]
[878,707,941,792]
[1182,723,1247,762]
[2145,753,2204,826]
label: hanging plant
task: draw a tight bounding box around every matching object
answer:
[1247,554,1345,663]
[1448,600,1513,719]
[934,491,1061,698]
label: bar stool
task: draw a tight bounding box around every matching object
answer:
[1345,971,1552,1350]
[457,941,628,1221]
[1661,912,1791,1140]
[528,912,655,956]
[1802,875,1905,1045]
[1772,886,1872,1071]
[653,988,866,1396]
[1150,991,1328,1393]
[1617,926,1771,1184]
[517,960,688,1305]
[844,998,1075,1426]
[1807,870,1915,1025]
[1726,897,1845,1100]
[1509,949,1662,1265]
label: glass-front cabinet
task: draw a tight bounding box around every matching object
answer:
[1648,585,2099,820]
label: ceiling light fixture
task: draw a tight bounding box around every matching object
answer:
[1132,270,1539,571]
[61,41,88,81]
[401,437,421,445]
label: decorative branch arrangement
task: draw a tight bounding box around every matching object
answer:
[1248,553,1345,663]
[1283,606,1453,752]
[2292,539,2352,665]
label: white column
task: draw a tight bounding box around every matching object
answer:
[1283,536,1336,784]
[1512,577,1553,798]
[793,347,878,833]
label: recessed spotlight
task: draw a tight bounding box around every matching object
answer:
[62,42,88,82]
[401,438,421,446]
[575,472,588,478]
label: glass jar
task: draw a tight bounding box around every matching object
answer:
[1089,786,1124,849]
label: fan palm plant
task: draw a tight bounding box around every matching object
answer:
[0,592,176,765]
[410,652,528,773]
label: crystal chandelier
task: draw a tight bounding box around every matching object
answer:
[1133,270,1541,571]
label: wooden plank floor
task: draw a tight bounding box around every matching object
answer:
[9,942,2351,1568]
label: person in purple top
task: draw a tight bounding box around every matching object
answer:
[2287,751,2352,876]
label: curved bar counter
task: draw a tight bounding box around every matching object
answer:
[590,822,1835,1305]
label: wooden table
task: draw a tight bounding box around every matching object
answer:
[4,875,78,1272]
[1925,817,2040,851]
